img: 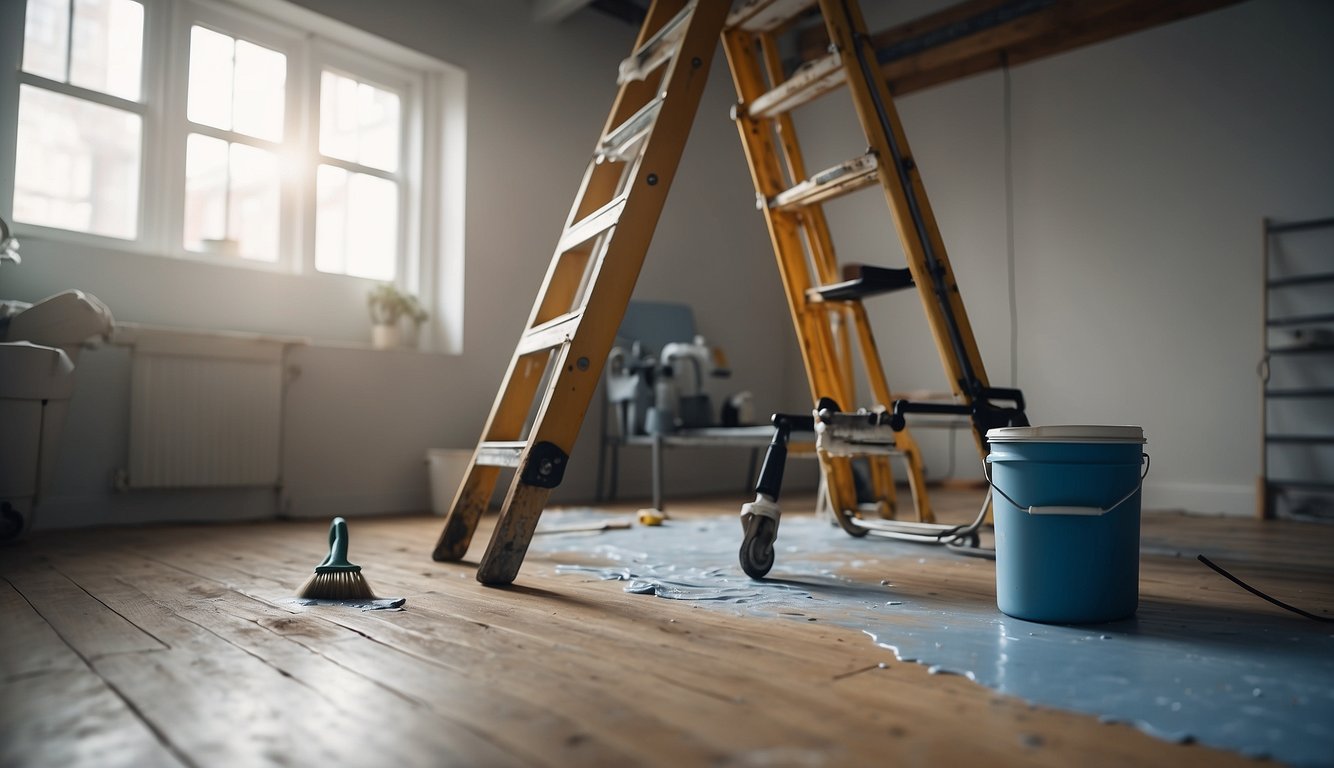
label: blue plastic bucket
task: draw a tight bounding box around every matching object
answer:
[986,425,1148,624]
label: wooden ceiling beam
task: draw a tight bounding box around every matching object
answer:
[800,0,1248,96]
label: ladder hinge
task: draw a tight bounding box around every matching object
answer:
[520,441,569,489]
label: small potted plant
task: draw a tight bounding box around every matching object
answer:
[367,283,428,350]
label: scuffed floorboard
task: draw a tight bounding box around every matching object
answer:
[2,490,1329,767]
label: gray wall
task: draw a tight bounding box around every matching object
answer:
[7,0,1332,530]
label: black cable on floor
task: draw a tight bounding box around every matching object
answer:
[1198,554,1333,623]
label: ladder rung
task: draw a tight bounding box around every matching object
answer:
[745,51,846,119]
[599,94,664,163]
[769,153,880,212]
[618,2,695,84]
[809,264,915,302]
[1268,313,1334,328]
[1267,434,1334,445]
[1266,387,1334,399]
[1269,343,1334,356]
[559,194,628,253]
[476,441,527,468]
[1267,478,1334,492]
[726,0,817,32]
[1268,272,1334,289]
[518,310,583,356]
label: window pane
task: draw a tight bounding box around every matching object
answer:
[358,82,400,172]
[14,84,140,239]
[232,40,285,142]
[188,27,285,142]
[70,0,143,101]
[22,0,70,81]
[184,133,228,251]
[227,143,280,261]
[188,26,234,130]
[320,71,400,172]
[184,135,280,261]
[314,165,347,274]
[316,165,397,280]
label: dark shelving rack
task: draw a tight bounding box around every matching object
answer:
[1259,216,1334,519]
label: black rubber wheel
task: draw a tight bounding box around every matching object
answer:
[740,515,777,579]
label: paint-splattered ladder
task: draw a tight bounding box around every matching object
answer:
[431,0,730,585]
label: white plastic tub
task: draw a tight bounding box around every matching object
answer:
[427,449,472,516]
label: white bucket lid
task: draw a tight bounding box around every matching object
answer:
[986,424,1145,444]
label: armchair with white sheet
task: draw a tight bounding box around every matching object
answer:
[0,217,114,539]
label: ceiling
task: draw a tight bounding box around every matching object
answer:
[533,0,1247,96]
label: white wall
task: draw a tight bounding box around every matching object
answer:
[10,0,1333,530]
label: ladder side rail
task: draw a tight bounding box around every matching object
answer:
[756,32,860,409]
[723,27,866,532]
[820,0,998,455]
[743,31,853,413]
[566,1,695,228]
[847,300,934,521]
[471,0,733,584]
[761,27,948,521]
[432,350,552,560]
[757,30,911,518]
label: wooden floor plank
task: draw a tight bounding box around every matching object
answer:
[47,549,647,768]
[0,581,186,768]
[40,552,527,768]
[3,492,1329,768]
[0,551,168,660]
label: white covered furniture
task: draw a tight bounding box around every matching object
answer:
[0,290,113,539]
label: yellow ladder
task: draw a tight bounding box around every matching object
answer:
[432,0,731,585]
[723,0,936,533]
[723,0,1026,578]
[436,0,1026,585]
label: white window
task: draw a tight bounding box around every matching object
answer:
[15,0,146,240]
[3,0,466,350]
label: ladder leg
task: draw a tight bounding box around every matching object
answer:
[476,482,554,585]
[433,353,548,562]
[436,0,732,584]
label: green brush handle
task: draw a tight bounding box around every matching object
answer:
[315,517,361,573]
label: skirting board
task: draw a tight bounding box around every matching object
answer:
[280,490,430,519]
[1142,480,1254,517]
[31,488,281,531]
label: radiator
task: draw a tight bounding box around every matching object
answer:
[115,325,302,489]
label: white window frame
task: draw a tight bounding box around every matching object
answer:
[166,0,307,271]
[305,41,420,287]
[11,0,158,249]
[1,0,467,353]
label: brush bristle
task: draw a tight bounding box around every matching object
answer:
[297,570,377,600]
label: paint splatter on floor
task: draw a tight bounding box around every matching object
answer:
[532,511,1334,767]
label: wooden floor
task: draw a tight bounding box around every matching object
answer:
[2,490,1331,768]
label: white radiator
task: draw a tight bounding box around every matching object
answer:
[115,325,304,489]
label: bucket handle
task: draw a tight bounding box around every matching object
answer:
[984,453,1150,517]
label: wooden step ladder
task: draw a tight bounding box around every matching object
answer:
[723,0,935,535]
[431,0,731,585]
[724,0,1024,577]
[435,0,1026,585]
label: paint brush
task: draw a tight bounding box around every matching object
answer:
[297,517,377,600]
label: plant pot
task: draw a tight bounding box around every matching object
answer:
[371,323,400,350]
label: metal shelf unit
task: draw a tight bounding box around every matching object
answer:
[1260,216,1334,519]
